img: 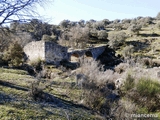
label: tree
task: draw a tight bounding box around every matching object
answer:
[121,19,131,24]
[69,26,90,49]
[0,0,53,26]
[128,24,142,35]
[122,45,134,58]
[13,31,33,47]
[108,32,127,49]
[78,20,85,27]
[42,34,57,42]
[0,0,53,51]
[59,20,70,29]
[28,19,52,40]
[97,30,108,40]
[0,27,11,52]
[113,19,121,24]
[3,42,24,67]
[156,22,160,29]
[102,19,110,26]
[137,17,153,27]
[92,21,105,30]
[113,23,123,31]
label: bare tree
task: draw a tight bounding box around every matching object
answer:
[0,0,53,26]
[0,0,53,51]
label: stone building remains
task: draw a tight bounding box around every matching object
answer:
[24,41,68,65]
[24,41,111,66]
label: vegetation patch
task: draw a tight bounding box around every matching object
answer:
[136,77,160,97]
[123,74,135,91]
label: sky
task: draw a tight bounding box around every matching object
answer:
[39,0,160,25]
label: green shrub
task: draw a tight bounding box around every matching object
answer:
[3,42,24,67]
[42,34,57,42]
[141,57,153,67]
[0,53,5,65]
[136,78,160,97]
[156,22,160,29]
[123,74,135,91]
[128,24,142,35]
[114,63,129,74]
[108,31,127,49]
[97,30,108,40]
[28,58,42,67]
[122,45,134,58]
[137,107,149,114]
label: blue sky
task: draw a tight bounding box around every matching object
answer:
[39,0,160,24]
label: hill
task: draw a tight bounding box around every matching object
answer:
[0,15,160,119]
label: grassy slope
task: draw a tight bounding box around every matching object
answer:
[118,21,160,59]
[0,68,102,120]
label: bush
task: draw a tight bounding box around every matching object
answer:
[136,78,160,97]
[108,32,127,49]
[141,57,153,67]
[156,22,160,29]
[97,30,108,40]
[122,45,134,58]
[113,23,123,31]
[128,24,142,35]
[0,53,5,65]
[83,89,110,113]
[42,34,57,42]
[3,42,24,67]
[114,63,129,74]
[123,74,135,91]
[78,59,120,87]
[76,59,120,117]
[28,58,44,72]
[29,81,56,102]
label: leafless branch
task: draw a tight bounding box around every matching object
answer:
[0,0,53,26]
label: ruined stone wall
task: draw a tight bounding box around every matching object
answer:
[24,41,105,64]
[23,41,45,61]
[89,46,106,59]
[24,41,68,64]
[45,42,68,64]
[68,46,106,61]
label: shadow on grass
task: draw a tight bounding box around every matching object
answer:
[126,40,150,52]
[0,92,13,103]
[0,79,89,110]
[139,33,160,37]
[0,80,29,91]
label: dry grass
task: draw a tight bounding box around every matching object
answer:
[78,59,120,87]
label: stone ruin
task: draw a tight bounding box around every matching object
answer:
[23,41,68,65]
[24,41,121,67]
